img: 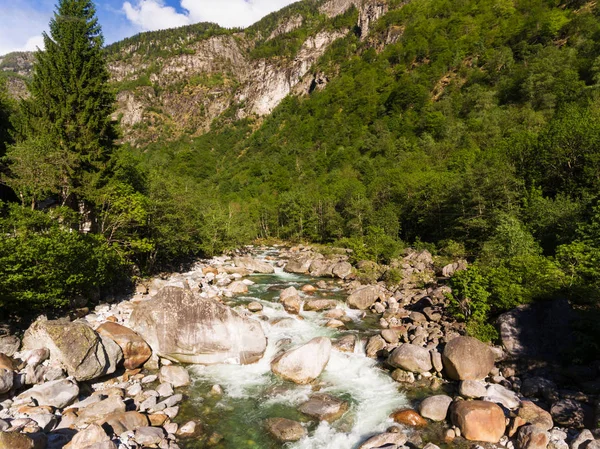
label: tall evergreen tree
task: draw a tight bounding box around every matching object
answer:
[7,0,115,208]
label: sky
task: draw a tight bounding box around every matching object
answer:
[0,0,300,56]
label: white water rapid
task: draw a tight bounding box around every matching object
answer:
[188,257,408,449]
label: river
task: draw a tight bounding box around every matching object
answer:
[176,251,408,449]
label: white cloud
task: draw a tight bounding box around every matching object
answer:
[122,0,299,32]
[123,0,191,31]
[0,3,50,56]
[23,35,45,52]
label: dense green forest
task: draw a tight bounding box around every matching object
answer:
[1,0,600,345]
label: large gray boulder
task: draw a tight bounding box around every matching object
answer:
[442,336,495,380]
[271,337,331,384]
[284,256,314,274]
[233,256,274,274]
[129,287,267,365]
[347,285,381,310]
[17,379,79,408]
[497,299,574,360]
[332,262,352,279]
[22,320,112,381]
[388,344,432,373]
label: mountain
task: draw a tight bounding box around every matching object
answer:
[1,0,390,145]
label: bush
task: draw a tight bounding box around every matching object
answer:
[0,205,128,315]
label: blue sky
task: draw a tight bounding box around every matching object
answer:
[0,0,299,55]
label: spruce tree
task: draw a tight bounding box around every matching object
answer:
[11,0,115,208]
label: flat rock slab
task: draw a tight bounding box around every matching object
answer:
[264,418,306,442]
[298,393,349,422]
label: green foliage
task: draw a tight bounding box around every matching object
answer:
[449,266,497,342]
[0,204,127,315]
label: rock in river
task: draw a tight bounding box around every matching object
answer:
[129,287,267,365]
[271,337,331,384]
[388,344,432,373]
[265,418,306,442]
[299,393,349,422]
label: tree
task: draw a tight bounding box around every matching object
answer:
[5,0,115,209]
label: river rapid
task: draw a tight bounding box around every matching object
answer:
[177,251,409,449]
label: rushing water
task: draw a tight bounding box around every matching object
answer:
[177,259,408,449]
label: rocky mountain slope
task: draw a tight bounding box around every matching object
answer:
[1,0,393,145]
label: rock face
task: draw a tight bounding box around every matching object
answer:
[442,336,495,380]
[388,344,432,373]
[451,400,506,443]
[497,299,574,360]
[129,287,267,364]
[264,418,306,442]
[233,256,274,274]
[271,337,331,384]
[347,285,381,310]
[22,320,111,381]
[96,322,152,370]
[298,394,349,422]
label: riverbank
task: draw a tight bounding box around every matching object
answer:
[0,244,598,449]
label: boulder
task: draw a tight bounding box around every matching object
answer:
[366,335,386,358]
[388,344,432,373]
[347,286,381,310]
[96,322,152,370]
[304,300,339,311]
[0,354,13,371]
[332,262,353,279]
[264,418,306,442]
[17,379,79,408]
[279,287,302,315]
[99,411,149,435]
[298,394,349,422]
[133,426,165,446]
[485,383,521,409]
[0,369,13,395]
[333,335,357,353]
[518,401,553,431]
[271,337,331,384]
[75,396,126,425]
[22,320,110,381]
[550,399,589,428]
[233,256,274,274]
[358,432,408,449]
[0,335,20,357]
[459,380,487,398]
[99,335,123,376]
[159,365,190,388]
[442,336,495,380]
[391,409,427,427]
[419,395,453,421]
[497,299,574,360]
[0,432,36,449]
[227,281,249,294]
[309,260,334,277]
[64,424,109,449]
[451,400,506,443]
[284,257,313,274]
[129,287,267,365]
[247,302,263,312]
[517,425,550,449]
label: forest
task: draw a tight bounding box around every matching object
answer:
[1,0,600,344]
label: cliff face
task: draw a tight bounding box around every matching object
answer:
[1,0,399,145]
